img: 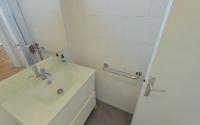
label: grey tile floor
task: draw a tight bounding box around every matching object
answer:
[85,100,132,125]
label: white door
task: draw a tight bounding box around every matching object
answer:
[131,0,200,125]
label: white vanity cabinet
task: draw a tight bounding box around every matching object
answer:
[0,57,96,125]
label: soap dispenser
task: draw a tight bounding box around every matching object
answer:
[56,53,59,57]
[61,54,67,63]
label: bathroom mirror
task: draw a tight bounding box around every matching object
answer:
[0,0,67,80]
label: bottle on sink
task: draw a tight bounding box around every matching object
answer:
[61,54,66,63]
[56,52,67,63]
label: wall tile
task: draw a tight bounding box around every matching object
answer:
[150,0,169,18]
[82,16,125,40]
[108,0,153,16]
[63,0,169,113]
[77,0,109,15]
[78,0,153,16]
[125,17,162,44]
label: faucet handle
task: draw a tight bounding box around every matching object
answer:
[40,68,52,80]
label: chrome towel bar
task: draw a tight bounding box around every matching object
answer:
[103,63,142,80]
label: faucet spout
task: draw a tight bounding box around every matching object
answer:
[40,68,51,80]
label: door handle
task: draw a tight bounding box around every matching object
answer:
[16,44,27,47]
[144,77,166,97]
[12,44,27,48]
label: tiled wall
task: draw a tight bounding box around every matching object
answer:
[62,0,169,113]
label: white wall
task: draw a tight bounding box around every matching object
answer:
[17,0,67,52]
[62,0,169,113]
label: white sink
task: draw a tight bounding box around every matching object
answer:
[0,57,95,125]
[32,70,78,103]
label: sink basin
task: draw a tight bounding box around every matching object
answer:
[32,70,78,103]
[1,57,95,125]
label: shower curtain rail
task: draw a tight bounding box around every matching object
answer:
[103,63,142,80]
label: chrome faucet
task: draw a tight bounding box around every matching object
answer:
[40,68,52,80]
[31,65,52,80]
[31,65,41,77]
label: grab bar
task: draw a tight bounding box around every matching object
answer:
[103,63,142,80]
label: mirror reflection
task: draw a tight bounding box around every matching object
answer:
[0,0,67,80]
